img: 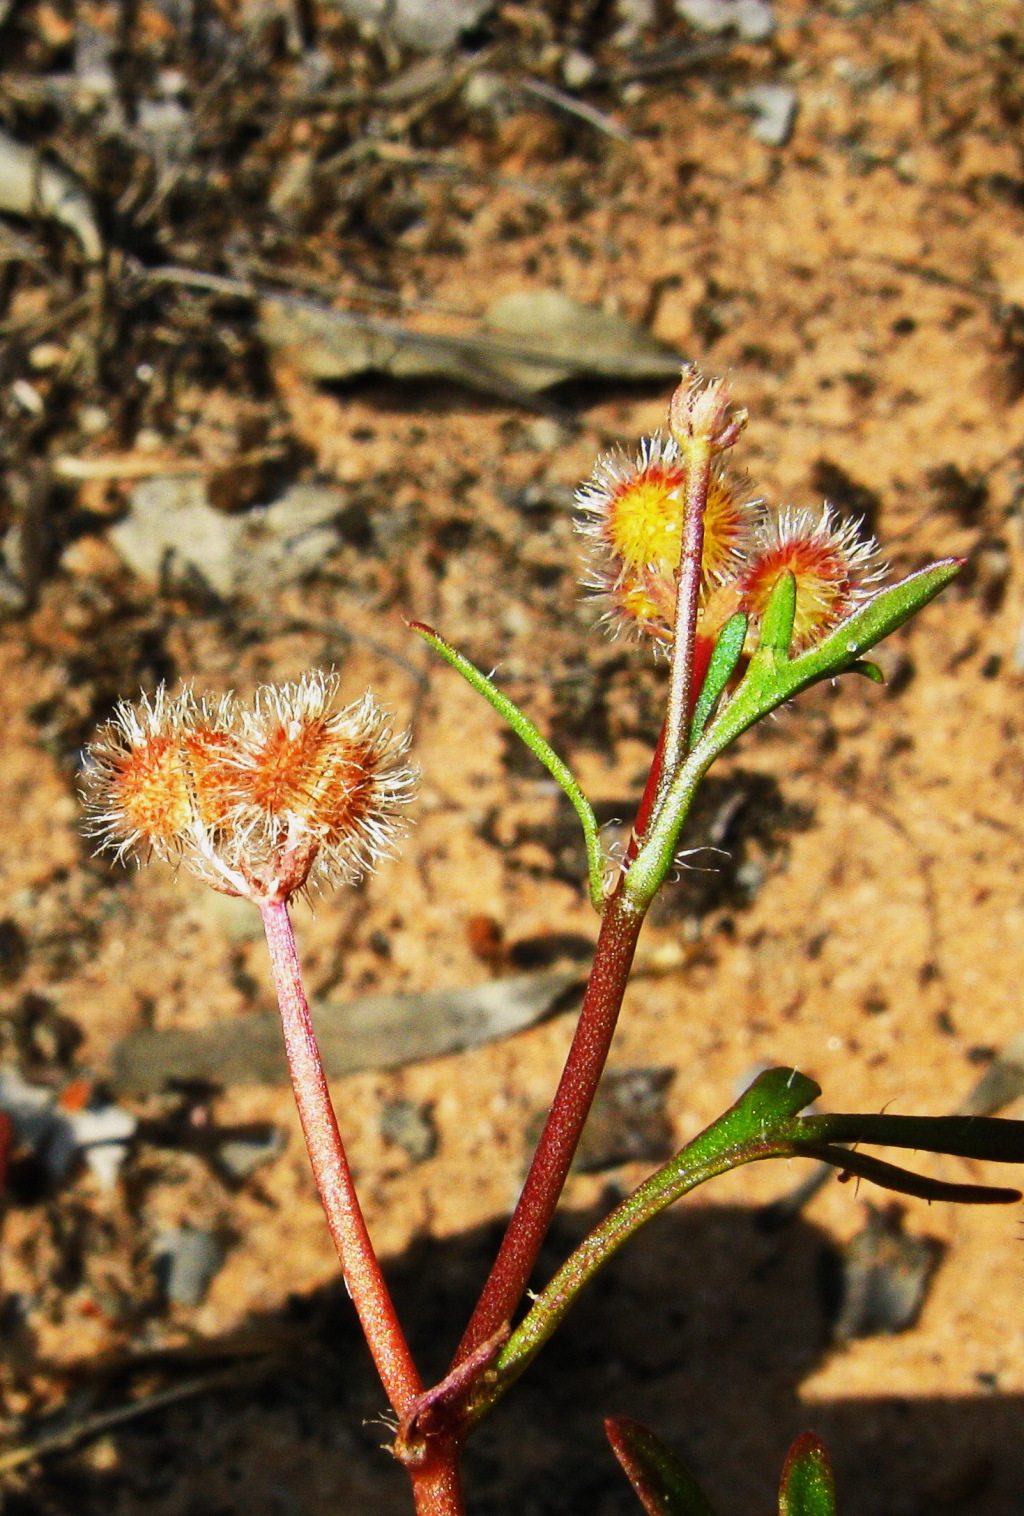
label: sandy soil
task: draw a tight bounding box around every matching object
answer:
[2,0,1024,1511]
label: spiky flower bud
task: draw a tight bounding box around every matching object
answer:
[667,365,747,455]
[84,674,414,902]
[738,506,885,652]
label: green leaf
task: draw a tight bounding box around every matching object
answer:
[410,621,605,911]
[779,1434,836,1516]
[796,1110,1024,1165]
[758,570,796,657]
[626,560,961,909]
[690,613,748,745]
[797,1143,1021,1205]
[606,1418,718,1516]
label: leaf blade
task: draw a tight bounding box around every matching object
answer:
[779,1434,837,1516]
[606,1418,718,1516]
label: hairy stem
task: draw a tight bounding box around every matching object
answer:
[658,435,713,799]
[452,888,645,1366]
[260,897,422,1418]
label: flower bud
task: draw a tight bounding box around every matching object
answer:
[668,366,747,455]
[738,506,884,652]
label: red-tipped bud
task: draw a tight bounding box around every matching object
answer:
[668,365,747,455]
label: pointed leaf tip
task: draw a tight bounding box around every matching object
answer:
[607,1418,718,1516]
[758,570,797,657]
[779,1433,836,1516]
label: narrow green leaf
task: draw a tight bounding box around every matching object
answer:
[796,1111,1024,1165]
[410,621,605,911]
[758,570,796,657]
[607,1419,718,1516]
[690,613,748,745]
[848,659,884,683]
[798,1142,1021,1205]
[779,1434,836,1516]
[786,558,962,687]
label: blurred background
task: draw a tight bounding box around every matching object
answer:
[1,0,1024,1511]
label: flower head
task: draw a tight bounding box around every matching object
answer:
[84,674,414,902]
[575,432,755,646]
[738,505,885,652]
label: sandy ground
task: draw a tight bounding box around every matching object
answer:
[2,0,1024,1511]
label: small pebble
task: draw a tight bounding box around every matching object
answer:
[217,1125,286,1181]
[676,0,775,41]
[380,1099,438,1164]
[153,1226,225,1308]
[738,83,798,147]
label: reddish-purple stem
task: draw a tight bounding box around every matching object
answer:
[259,897,423,1419]
[451,887,645,1366]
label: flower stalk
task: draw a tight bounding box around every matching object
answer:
[260,896,422,1418]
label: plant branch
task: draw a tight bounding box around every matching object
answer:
[658,435,711,799]
[260,897,422,1418]
[451,886,646,1367]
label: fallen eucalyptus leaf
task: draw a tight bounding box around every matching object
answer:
[259,288,682,401]
[112,971,580,1093]
[0,129,102,262]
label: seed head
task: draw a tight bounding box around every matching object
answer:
[84,674,414,902]
[738,506,885,652]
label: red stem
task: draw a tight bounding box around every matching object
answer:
[408,1442,468,1516]
[451,887,645,1366]
[659,437,712,797]
[260,897,423,1419]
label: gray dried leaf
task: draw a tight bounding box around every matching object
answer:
[829,1205,942,1343]
[259,288,682,401]
[109,477,347,599]
[960,1031,1024,1117]
[112,971,580,1094]
[0,128,102,262]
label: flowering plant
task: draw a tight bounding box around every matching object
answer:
[85,369,1024,1516]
